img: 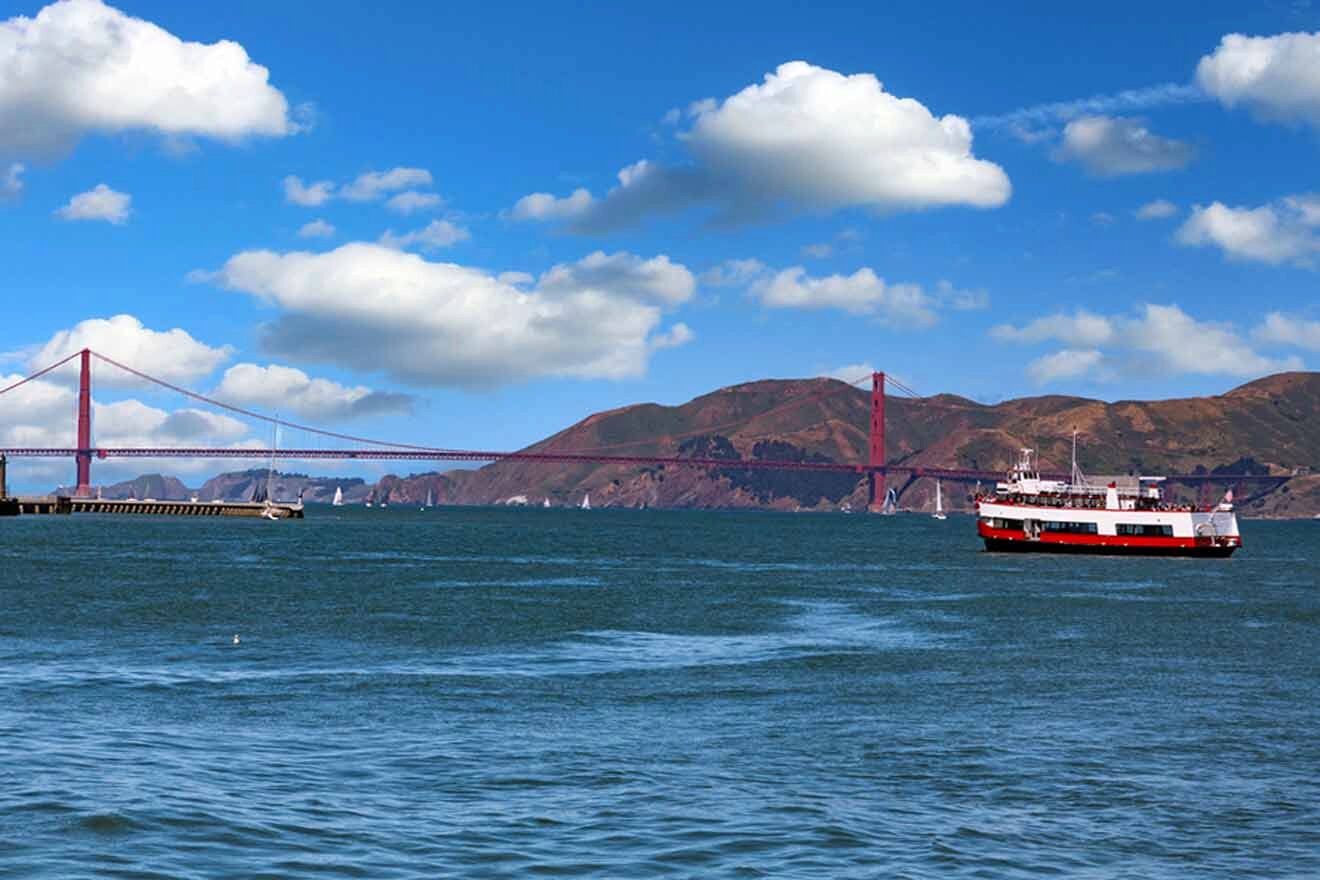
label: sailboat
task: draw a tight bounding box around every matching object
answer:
[365,489,374,508]
[422,488,433,511]
[932,479,947,520]
[881,487,898,515]
[543,498,551,509]
[332,486,344,507]
[580,493,591,510]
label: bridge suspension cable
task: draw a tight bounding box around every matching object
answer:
[89,350,455,453]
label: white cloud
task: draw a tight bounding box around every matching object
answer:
[973,82,1207,131]
[752,267,938,326]
[801,243,833,259]
[1253,312,1320,351]
[54,183,130,224]
[1025,349,1105,384]
[648,322,694,351]
[537,250,695,305]
[340,167,432,202]
[196,243,696,387]
[283,167,440,209]
[1053,116,1195,176]
[1196,31,1320,127]
[0,0,296,159]
[1136,198,1178,220]
[386,190,443,214]
[1177,195,1320,266]
[378,219,470,251]
[991,310,1115,347]
[2,161,22,198]
[822,362,876,383]
[699,258,766,287]
[1090,211,1116,226]
[30,314,233,385]
[995,304,1301,383]
[297,218,335,238]
[283,176,334,206]
[934,280,989,311]
[512,60,1009,231]
[213,363,413,421]
[510,187,594,221]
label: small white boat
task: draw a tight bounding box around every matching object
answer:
[580,493,591,510]
[543,498,551,508]
[425,488,434,509]
[933,479,947,521]
[881,487,897,515]
[332,486,343,506]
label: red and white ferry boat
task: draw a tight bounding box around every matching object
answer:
[975,448,1241,557]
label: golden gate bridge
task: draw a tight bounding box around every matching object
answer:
[0,348,1290,508]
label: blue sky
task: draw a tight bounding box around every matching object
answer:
[3,0,1320,488]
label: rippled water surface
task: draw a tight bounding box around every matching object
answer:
[2,508,1317,878]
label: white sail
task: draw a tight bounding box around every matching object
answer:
[543,498,551,508]
[332,486,343,506]
[580,493,591,510]
[881,487,897,515]
[933,479,947,520]
[425,488,434,508]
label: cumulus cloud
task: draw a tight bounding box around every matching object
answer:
[54,183,130,224]
[991,310,1115,347]
[194,243,696,387]
[822,362,876,383]
[698,258,766,288]
[1136,198,1178,220]
[649,322,694,351]
[934,280,989,311]
[0,0,296,159]
[995,304,1301,384]
[2,161,22,198]
[283,176,334,206]
[537,250,695,304]
[1025,349,1106,384]
[297,218,335,238]
[340,167,432,202]
[378,219,470,251]
[509,188,594,221]
[512,60,1010,231]
[30,314,233,385]
[1053,116,1195,176]
[1196,31,1320,127]
[752,267,938,326]
[282,167,438,208]
[386,191,443,214]
[213,363,414,421]
[1253,312,1320,351]
[1177,195,1320,266]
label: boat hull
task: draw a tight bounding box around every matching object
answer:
[979,528,1239,557]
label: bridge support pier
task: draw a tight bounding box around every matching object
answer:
[74,348,92,498]
[867,371,886,513]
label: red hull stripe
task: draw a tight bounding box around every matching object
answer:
[977,524,1241,551]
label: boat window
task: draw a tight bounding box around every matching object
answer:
[1116,523,1173,537]
[983,517,1023,530]
[1041,521,1099,534]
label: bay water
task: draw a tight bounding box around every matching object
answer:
[2,509,1317,877]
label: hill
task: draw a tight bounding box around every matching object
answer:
[373,372,1320,516]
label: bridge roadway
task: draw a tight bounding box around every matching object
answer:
[0,447,1288,487]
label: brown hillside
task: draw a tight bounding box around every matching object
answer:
[374,373,1320,516]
